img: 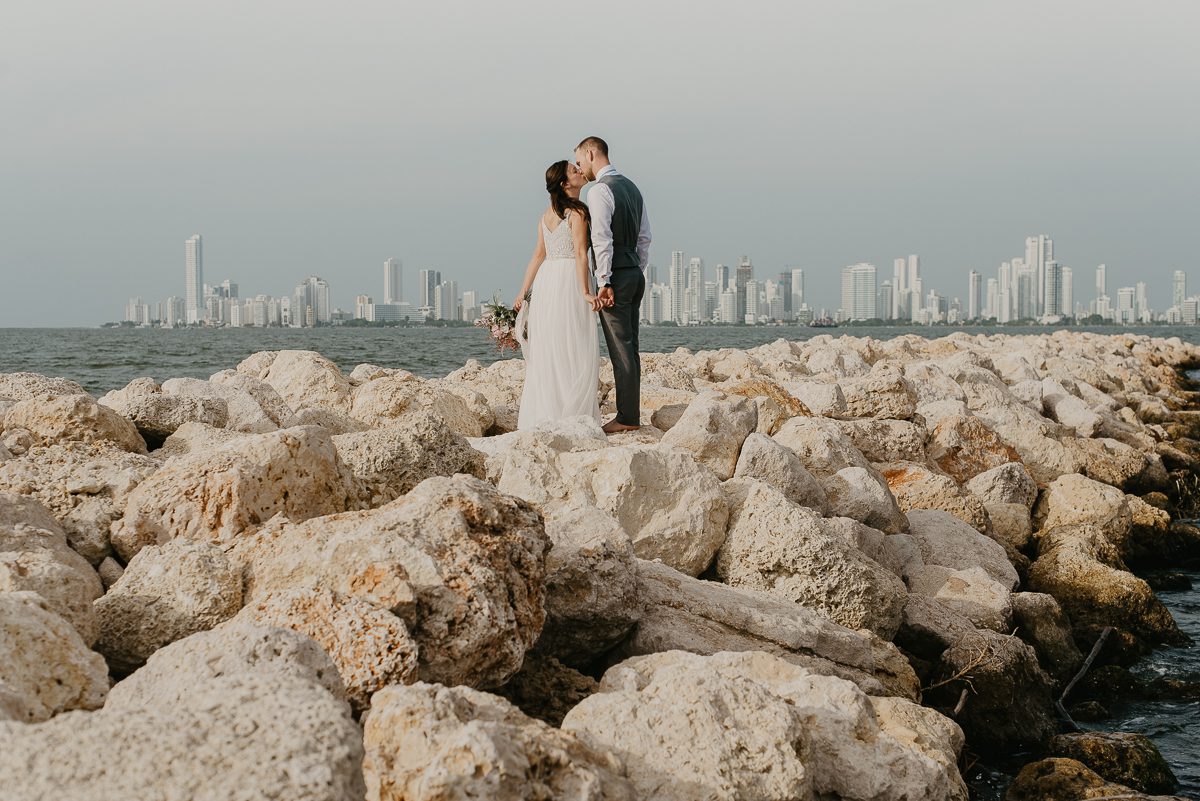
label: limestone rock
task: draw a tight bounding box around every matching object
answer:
[837,363,917,420]
[626,559,920,699]
[964,462,1038,509]
[93,540,242,674]
[333,410,485,505]
[157,420,248,457]
[230,587,419,712]
[236,349,353,414]
[1004,758,1166,801]
[1046,732,1178,795]
[97,555,123,588]
[985,501,1034,556]
[234,474,548,689]
[821,466,908,534]
[207,369,301,428]
[733,432,830,513]
[717,479,907,638]
[1042,378,1102,437]
[658,391,758,480]
[772,416,871,477]
[290,405,370,434]
[1011,592,1083,685]
[537,505,640,667]
[350,373,484,437]
[160,376,288,433]
[927,414,1021,484]
[5,393,147,453]
[881,462,991,533]
[0,492,103,644]
[98,377,227,447]
[0,442,160,563]
[565,650,967,801]
[0,591,109,723]
[781,380,848,417]
[908,564,1013,631]
[0,672,365,801]
[364,682,635,801]
[496,650,599,727]
[905,509,1018,588]
[835,418,927,464]
[110,425,363,560]
[1033,473,1133,554]
[0,372,87,400]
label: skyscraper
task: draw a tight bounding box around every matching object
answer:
[1173,270,1187,308]
[669,255,687,325]
[967,270,982,321]
[419,269,441,312]
[384,258,403,304]
[716,263,730,291]
[790,268,805,316]
[877,280,893,321]
[1096,264,1107,299]
[997,261,1012,324]
[1026,234,1053,314]
[1043,260,1063,318]
[777,271,792,316]
[688,257,704,322]
[292,276,331,327]
[985,278,998,319]
[735,256,753,322]
[185,234,203,324]
[1062,267,1073,318]
[840,263,877,321]
[893,258,907,320]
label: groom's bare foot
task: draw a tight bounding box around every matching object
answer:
[602,419,640,435]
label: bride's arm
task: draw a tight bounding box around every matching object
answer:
[571,210,600,311]
[514,221,546,312]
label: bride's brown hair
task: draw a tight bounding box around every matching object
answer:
[545,160,590,225]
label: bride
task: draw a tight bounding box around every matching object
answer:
[514,160,602,429]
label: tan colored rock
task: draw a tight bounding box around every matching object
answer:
[231,587,418,712]
[207,369,299,427]
[110,425,363,560]
[442,358,526,434]
[0,372,87,400]
[772,416,872,476]
[566,650,967,801]
[835,419,926,464]
[0,442,161,563]
[1012,592,1083,685]
[717,479,907,638]
[156,420,248,457]
[837,362,917,420]
[908,564,1013,631]
[781,379,848,417]
[160,376,288,433]
[97,555,123,589]
[881,461,991,533]
[496,650,599,727]
[905,509,1018,588]
[98,377,227,446]
[1004,758,1158,801]
[1046,732,1178,795]
[964,461,1038,509]
[0,672,365,801]
[234,475,548,689]
[626,559,919,699]
[927,414,1021,484]
[235,349,353,413]
[658,391,758,480]
[5,393,147,454]
[822,466,909,534]
[0,591,109,723]
[93,540,242,673]
[0,492,103,644]
[290,405,370,433]
[364,682,635,801]
[351,373,483,436]
[734,432,830,513]
[1033,473,1132,554]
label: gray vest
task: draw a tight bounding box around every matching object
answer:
[599,173,644,270]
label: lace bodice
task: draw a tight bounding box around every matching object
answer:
[543,213,576,259]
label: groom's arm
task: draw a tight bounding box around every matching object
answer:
[636,202,652,271]
[586,183,615,287]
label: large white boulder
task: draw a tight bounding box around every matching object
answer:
[5,393,146,454]
[658,391,758,480]
[733,433,830,514]
[99,377,228,446]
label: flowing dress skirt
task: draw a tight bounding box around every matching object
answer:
[516,257,601,429]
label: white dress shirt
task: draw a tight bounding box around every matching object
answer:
[585,164,652,287]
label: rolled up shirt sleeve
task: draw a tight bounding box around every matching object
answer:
[587,182,615,286]
[636,201,652,270]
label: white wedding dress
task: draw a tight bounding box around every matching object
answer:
[516,213,601,429]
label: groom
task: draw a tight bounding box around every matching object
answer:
[575,136,651,434]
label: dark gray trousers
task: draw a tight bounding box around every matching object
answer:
[599,268,646,426]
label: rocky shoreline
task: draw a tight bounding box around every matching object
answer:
[2,331,1199,799]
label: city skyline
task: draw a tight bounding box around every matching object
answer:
[4,2,1199,326]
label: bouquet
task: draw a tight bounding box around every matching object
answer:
[474,292,527,353]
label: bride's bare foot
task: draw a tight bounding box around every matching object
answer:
[602,419,640,435]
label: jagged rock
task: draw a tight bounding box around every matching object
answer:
[772,416,871,477]
[1042,378,1103,437]
[1012,592,1084,685]
[1027,524,1185,646]
[333,410,485,505]
[350,373,483,436]
[430,378,497,434]
[1046,732,1178,795]
[625,559,919,699]
[98,377,227,446]
[5,393,147,453]
[0,671,365,801]
[537,505,640,667]
[0,492,102,644]
[1,427,33,456]
[442,358,526,434]
[1070,436,1163,492]
[110,425,363,561]
[364,682,635,801]
[835,419,926,464]
[230,587,418,712]
[733,432,830,513]
[0,442,160,563]
[105,622,346,709]
[235,349,353,414]
[908,564,1014,631]
[1033,473,1133,554]
[290,405,369,433]
[0,372,87,400]
[906,509,1018,588]
[160,376,288,433]
[564,650,966,801]
[1004,758,1168,801]
[927,415,1021,484]
[97,555,123,589]
[157,420,248,457]
[469,414,607,483]
[499,443,728,577]
[1126,494,1174,566]
[233,475,547,689]
[207,369,299,426]
[658,391,757,480]
[881,462,991,533]
[0,591,108,723]
[717,479,907,638]
[93,540,242,673]
[781,379,848,417]
[985,501,1034,557]
[836,363,917,420]
[821,466,908,534]
[964,462,1038,509]
[496,650,599,727]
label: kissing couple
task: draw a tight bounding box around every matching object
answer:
[513,136,652,435]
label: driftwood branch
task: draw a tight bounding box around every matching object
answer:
[952,688,969,717]
[1054,626,1114,733]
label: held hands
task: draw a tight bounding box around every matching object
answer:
[583,293,603,312]
[513,297,524,312]
[598,286,615,308]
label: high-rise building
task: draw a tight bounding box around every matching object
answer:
[735,256,753,322]
[1043,260,1063,318]
[985,279,999,320]
[1062,267,1073,319]
[718,287,737,324]
[1025,235,1053,314]
[744,279,761,324]
[1173,270,1187,308]
[704,281,718,322]
[1096,264,1107,299]
[384,258,403,304]
[668,256,687,325]
[715,263,730,292]
[840,263,877,321]
[1135,282,1149,323]
[462,290,479,322]
[419,269,441,310]
[292,276,331,327]
[1117,287,1136,324]
[877,281,894,321]
[777,272,793,316]
[968,270,982,320]
[997,262,1012,323]
[790,268,804,317]
[435,280,459,321]
[184,234,203,324]
[892,258,907,320]
[687,257,704,322]
[355,295,373,320]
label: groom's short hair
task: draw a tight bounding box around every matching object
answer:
[575,136,609,157]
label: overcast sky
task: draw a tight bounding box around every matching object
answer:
[2,1,1198,325]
